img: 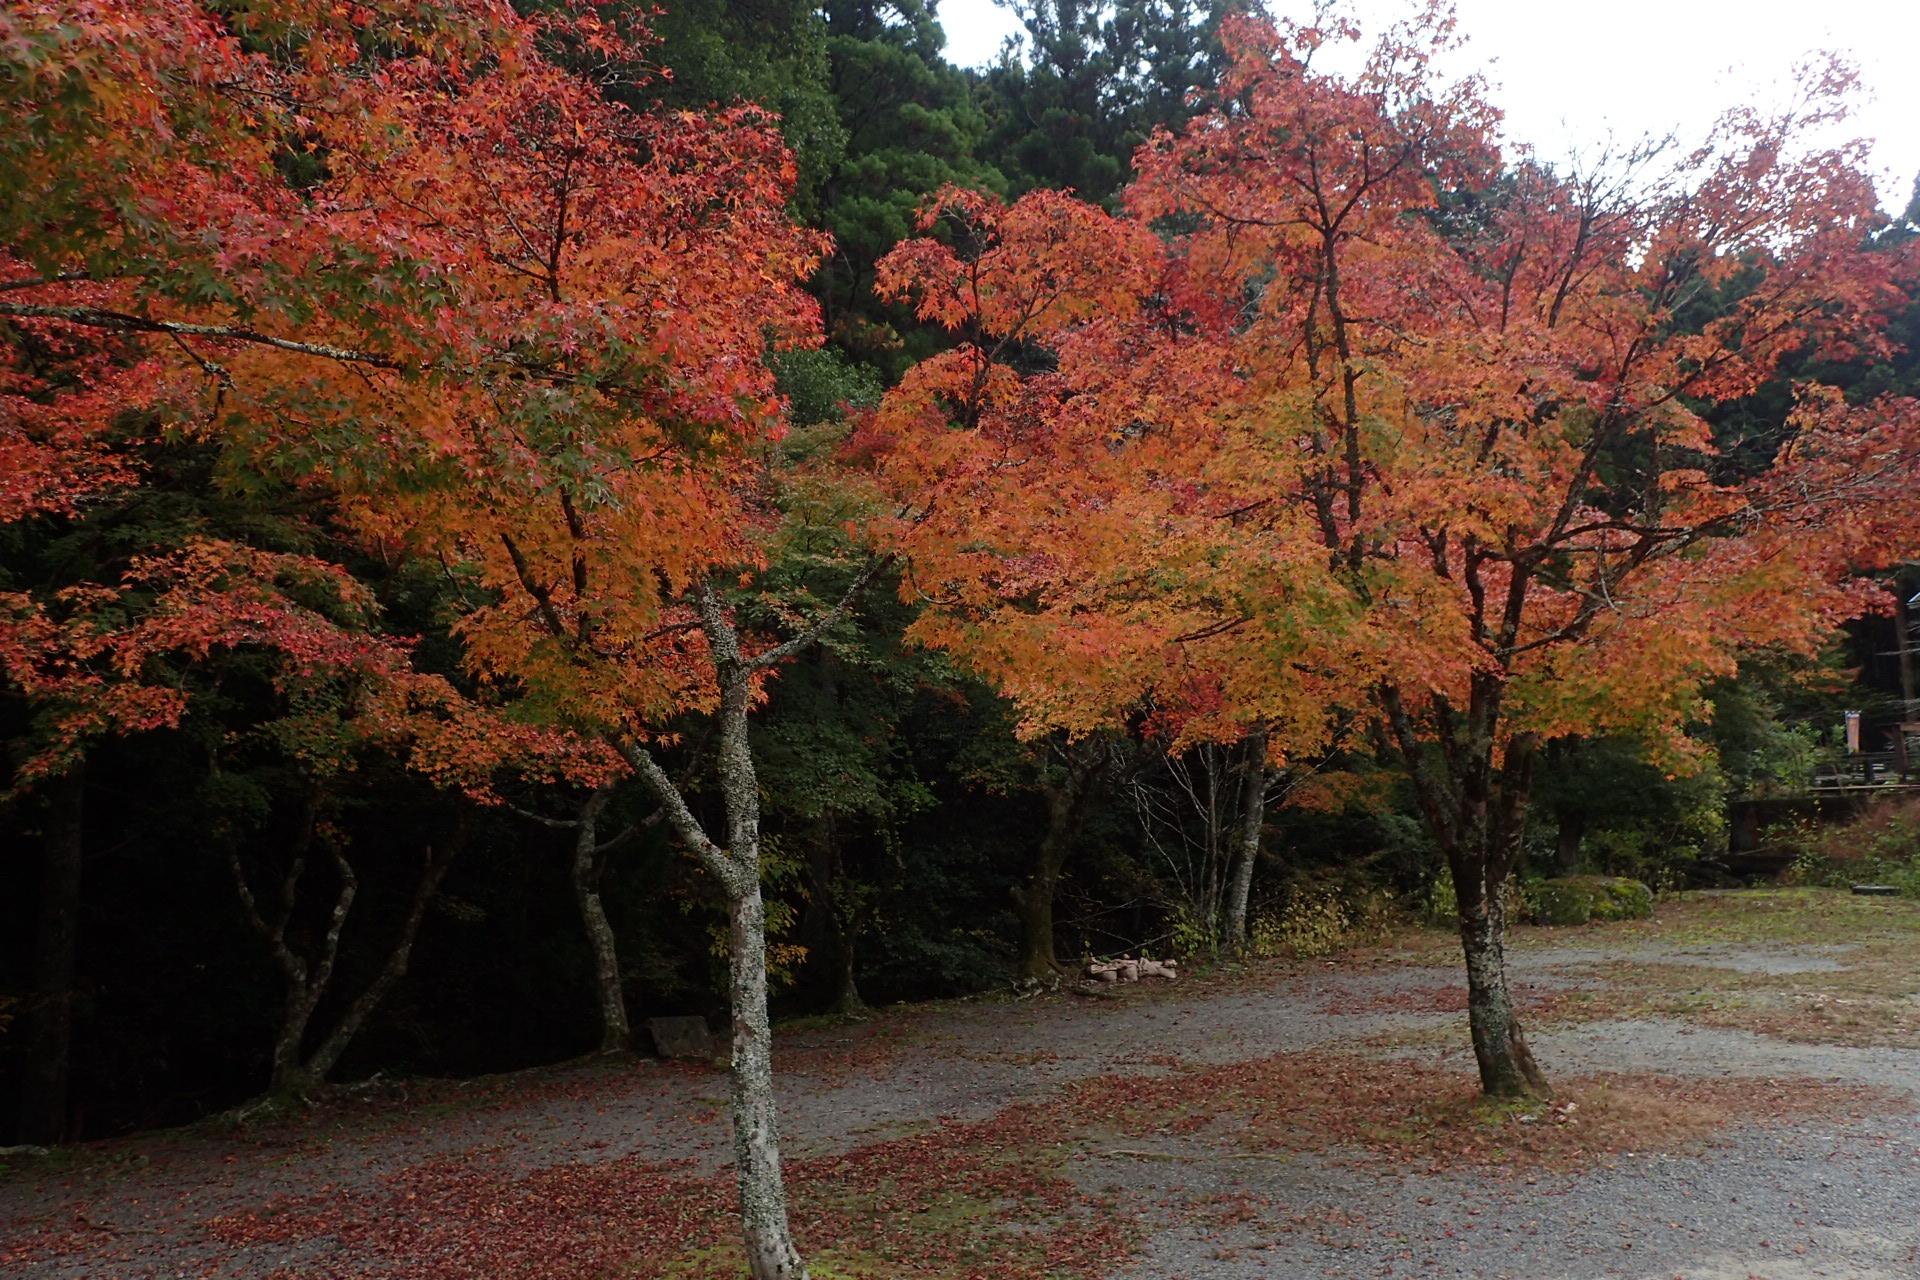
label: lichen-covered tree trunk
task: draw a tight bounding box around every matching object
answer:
[1224,729,1269,952]
[572,792,630,1053]
[15,765,84,1145]
[1453,855,1550,1098]
[712,678,807,1280]
[724,872,805,1279]
[623,572,884,1279]
[617,583,813,1279]
[1384,684,1550,1100]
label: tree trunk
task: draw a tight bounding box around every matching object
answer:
[629,734,811,1280]
[831,933,863,1018]
[1224,729,1269,952]
[15,765,84,1145]
[572,792,631,1053]
[687,585,809,1279]
[724,876,806,1280]
[802,831,865,1018]
[1383,684,1550,1100]
[237,805,463,1100]
[1895,578,1916,724]
[1010,866,1063,983]
[1012,743,1103,983]
[1553,807,1586,875]
[620,574,904,1279]
[301,828,463,1084]
[1455,863,1550,1099]
[267,983,323,1099]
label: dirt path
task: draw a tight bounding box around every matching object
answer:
[3,889,1917,1279]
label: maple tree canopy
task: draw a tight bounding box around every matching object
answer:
[875,8,1920,772]
[2,0,829,785]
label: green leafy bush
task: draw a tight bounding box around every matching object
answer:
[1529,876,1655,926]
[1777,798,1920,899]
[1246,875,1402,959]
[1251,887,1350,958]
[1422,874,1531,928]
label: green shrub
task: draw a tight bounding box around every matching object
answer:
[1251,885,1351,958]
[1423,873,1530,928]
[1423,871,1458,926]
[1529,875,1654,926]
[1167,905,1218,960]
[1778,798,1920,898]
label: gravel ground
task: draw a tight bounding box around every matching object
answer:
[3,900,1916,1279]
[1103,1112,1920,1280]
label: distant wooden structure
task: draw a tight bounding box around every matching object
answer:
[1724,581,1919,875]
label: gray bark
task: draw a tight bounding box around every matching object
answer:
[1383,683,1550,1099]
[572,790,631,1053]
[1224,729,1269,952]
[233,801,462,1099]
[1456,866,1548,1098]
[15,765,84,1145]
[724,874,804,1280]
[624,582,813,1280]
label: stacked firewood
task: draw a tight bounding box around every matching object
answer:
[1082,956,1178,983]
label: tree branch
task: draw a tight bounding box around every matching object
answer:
[616,739,732,883]
[0,303,401,369]
[742,554,893,673]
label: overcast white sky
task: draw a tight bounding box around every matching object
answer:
[935,0,1920,214]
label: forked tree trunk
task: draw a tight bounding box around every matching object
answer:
[1384,686,1550,1100]
[15,765,84,1145]
[572,790,631,1053]
[1224,729,1269,952]
[627,583,820,1280]
[624,568,883,1279]
[234,803,463,1100]
[299,830,460,1088]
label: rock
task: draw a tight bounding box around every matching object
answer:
[1530,875,1654,926]
[647,1015,719,1061]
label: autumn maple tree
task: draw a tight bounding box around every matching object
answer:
[877,5,1919,1101]
[1,0,863,1271]
[869,184,1362,968]
[1128,6,1919,1098]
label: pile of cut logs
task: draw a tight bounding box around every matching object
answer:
[1082,956,1178,983]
